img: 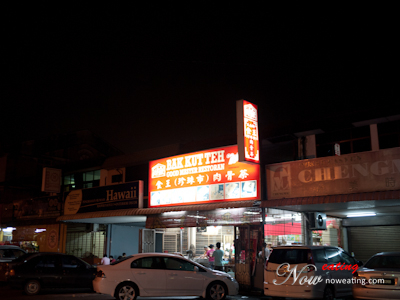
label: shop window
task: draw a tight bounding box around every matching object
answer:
[313,217,341,247]
[112,174,123,183]
[378,120,400,149]
[316,126,371,157]
[65,224,105,260]
[264,210,303,246]
[63,170,100,191]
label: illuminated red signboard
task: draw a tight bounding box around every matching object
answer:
[149,145,260,207]
[237,100,260,163]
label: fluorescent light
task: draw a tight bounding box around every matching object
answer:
[347,213,376,218]
[244,211,259,215]
[187,215,206,219]
[2,227,16,232]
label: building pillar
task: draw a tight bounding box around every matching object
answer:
[370,124,379,151]
[298,135,317,159]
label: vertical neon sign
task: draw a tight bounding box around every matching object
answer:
[237,100,260,163]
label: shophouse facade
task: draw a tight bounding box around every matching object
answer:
[262,115,400,263]
[0,130,123,257]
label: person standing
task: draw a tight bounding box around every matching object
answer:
[207,244,215,269]
[101,254,110,265]
[261,242,271,261]
[213,242,224,271]
[203,245,209,256]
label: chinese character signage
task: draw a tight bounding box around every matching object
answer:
[267,147,400,200]
[237,100,260,163]
[149,145,260,207]
[63,181,143,215]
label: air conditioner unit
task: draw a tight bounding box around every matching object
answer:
[309,212,327,230]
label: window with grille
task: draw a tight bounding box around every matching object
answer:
[164,234,178,253]
[65,228,105,259]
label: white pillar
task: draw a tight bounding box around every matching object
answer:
[370,124,379,151]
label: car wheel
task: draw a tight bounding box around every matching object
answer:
[206,281,227,300]
[323,285,334,300]
[114,282,138,300]
[24,279,41,295]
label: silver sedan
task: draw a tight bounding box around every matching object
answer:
[353,252,400,300]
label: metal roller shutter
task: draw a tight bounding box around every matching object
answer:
[348,225,400,263]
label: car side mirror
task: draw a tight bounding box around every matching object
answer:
[357,260,363,267]
[194,266,199,272]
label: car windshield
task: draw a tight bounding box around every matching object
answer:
[10,253,36,264]
[364,255,400,269]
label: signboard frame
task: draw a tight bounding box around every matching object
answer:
[149,145,260,208]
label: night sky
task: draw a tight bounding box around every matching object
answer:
[2,4,398,153]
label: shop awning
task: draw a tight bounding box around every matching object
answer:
[261,190,400,208]
[57,208,142,222]
[139,200,256,215]
[56,200,257,223]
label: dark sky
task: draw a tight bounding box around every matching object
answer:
[2,4,398,153]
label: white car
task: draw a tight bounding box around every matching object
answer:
[93,252,239,300]
[353,252,400,300]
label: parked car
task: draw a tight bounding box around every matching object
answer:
[93,252,239,300]
[6,252,97,295]
[353,252,400,300]
[264,245,363,300]
[0,245,26,281]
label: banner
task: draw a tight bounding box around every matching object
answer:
[13,196,62,220]
[63,181,143,215]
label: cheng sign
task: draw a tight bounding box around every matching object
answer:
[237,100,260,163]
[149,145,260,207]
[267,147,400,200]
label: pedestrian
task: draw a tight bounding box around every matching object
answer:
[207,244,215,269]
[203,245,209,256]
[261,242,271,261]
[213,242,224,271]
[122,252,126,258]
[101,254,110,265]
[109,255,116,263]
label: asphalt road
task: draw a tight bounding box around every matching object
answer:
[0,283,269,300]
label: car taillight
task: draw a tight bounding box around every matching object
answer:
[353,271,368,285]
[7,268,15,277]
[307,249,315,272]
[96,270,106,278]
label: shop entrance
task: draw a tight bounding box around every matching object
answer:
[139,229,165,253]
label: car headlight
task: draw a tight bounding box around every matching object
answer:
[226,276,235,282]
